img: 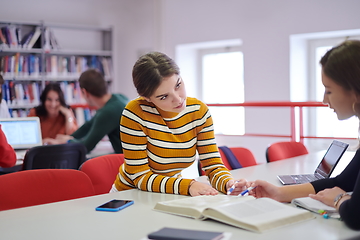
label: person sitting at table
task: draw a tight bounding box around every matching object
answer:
[0,125,16,168]
[111,51,247,196]
[248,40,360,230]
[43,69,129,154]
[28,83,78,139]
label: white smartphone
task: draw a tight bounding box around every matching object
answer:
[95,199,134,212]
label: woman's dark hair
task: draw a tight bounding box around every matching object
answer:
[132,52,180,98]
[320,40,360,94]
[35,83,67,116]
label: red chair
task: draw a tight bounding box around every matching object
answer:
[229,147,258,167]
[266,141,309,162]
[79,154,124,195]
[198,147,257,176]
[0,169,95,211]
[219,148,233,170]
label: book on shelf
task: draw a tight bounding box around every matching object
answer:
[49,28,60,50]
[2,81,40,106]
[7,25,18,48]
[1,26,11,48]
[15,27,22,47]
[43,27,51,51]
[154,195,315,233]
[27,27,41,49]
[0,28,7,45]
[9,109,28,118]
[1,54,42,78]
[291,197,340,218]
[21,29,35,48]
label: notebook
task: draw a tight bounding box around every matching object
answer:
[277,140,349,185]
[0,117,43,159]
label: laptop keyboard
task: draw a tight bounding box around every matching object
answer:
[291,174,319,184]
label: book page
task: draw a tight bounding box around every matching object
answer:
[154,195,254,219]
[203,198,314,232]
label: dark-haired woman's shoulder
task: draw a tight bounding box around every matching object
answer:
[27,108,37,117]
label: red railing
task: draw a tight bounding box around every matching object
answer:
[207,101,357,143]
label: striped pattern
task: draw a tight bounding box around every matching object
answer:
[113,97,232,195]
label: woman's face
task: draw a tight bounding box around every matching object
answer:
[322,70,358,120]
[145,74,187,113]
[45,90,61,117]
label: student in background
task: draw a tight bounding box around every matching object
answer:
[111,52,247,196]
[0,75,11,118]
[248,40,360,230]
[44,69,128,153]
[28,83,78,139]
[0,125,16,168]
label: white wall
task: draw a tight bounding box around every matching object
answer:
[156,0,360,163]
[1,0,360,163]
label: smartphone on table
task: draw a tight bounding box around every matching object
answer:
[95,199,134,212]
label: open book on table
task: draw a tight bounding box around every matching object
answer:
[153,195,315,233]
[291,197,340,219]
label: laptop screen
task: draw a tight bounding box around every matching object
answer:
[0,117,42,150]
[315,140,349,178]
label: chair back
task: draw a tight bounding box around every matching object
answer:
[218,148,233,170]
[266,141,309,162]
[0,169,95,211]
[198,147,235,176]
[79,154,124,195]
[219,146,242,169]
[22,143,87,170]
[229,147,258,167]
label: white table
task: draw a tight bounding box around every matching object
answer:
[0,151,359,240]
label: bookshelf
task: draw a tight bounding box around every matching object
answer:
[0,20,113,118]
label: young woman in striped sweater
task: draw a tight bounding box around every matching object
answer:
[111,52,246,196]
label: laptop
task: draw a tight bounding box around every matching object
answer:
[277,140,349,185]
[0,117,43,159]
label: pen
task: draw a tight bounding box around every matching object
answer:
[239,186,257,196]
[226,181,239,195]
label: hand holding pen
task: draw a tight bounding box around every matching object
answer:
[226,179,247,195]
[239,186,257,196]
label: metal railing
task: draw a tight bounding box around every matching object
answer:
[207,101,357,143]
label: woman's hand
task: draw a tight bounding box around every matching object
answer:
[189,181,218,197]
[247,180,283,201]
[309,186,346,207]
[226,179,247,195]
[55,134,74,143]
[59,106,73,118]
[43,138,61,145]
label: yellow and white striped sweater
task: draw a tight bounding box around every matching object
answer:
[113,97,232,195]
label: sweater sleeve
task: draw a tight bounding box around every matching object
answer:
[311,149,360,230]
[196,104,233,194]
[70,108,119,152]
[0,126,16,168]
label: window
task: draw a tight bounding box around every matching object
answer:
[200,48,244,135]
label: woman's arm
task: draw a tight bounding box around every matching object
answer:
[59,106,78,135]
[196,104,234,194]
[250,180,315,202]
